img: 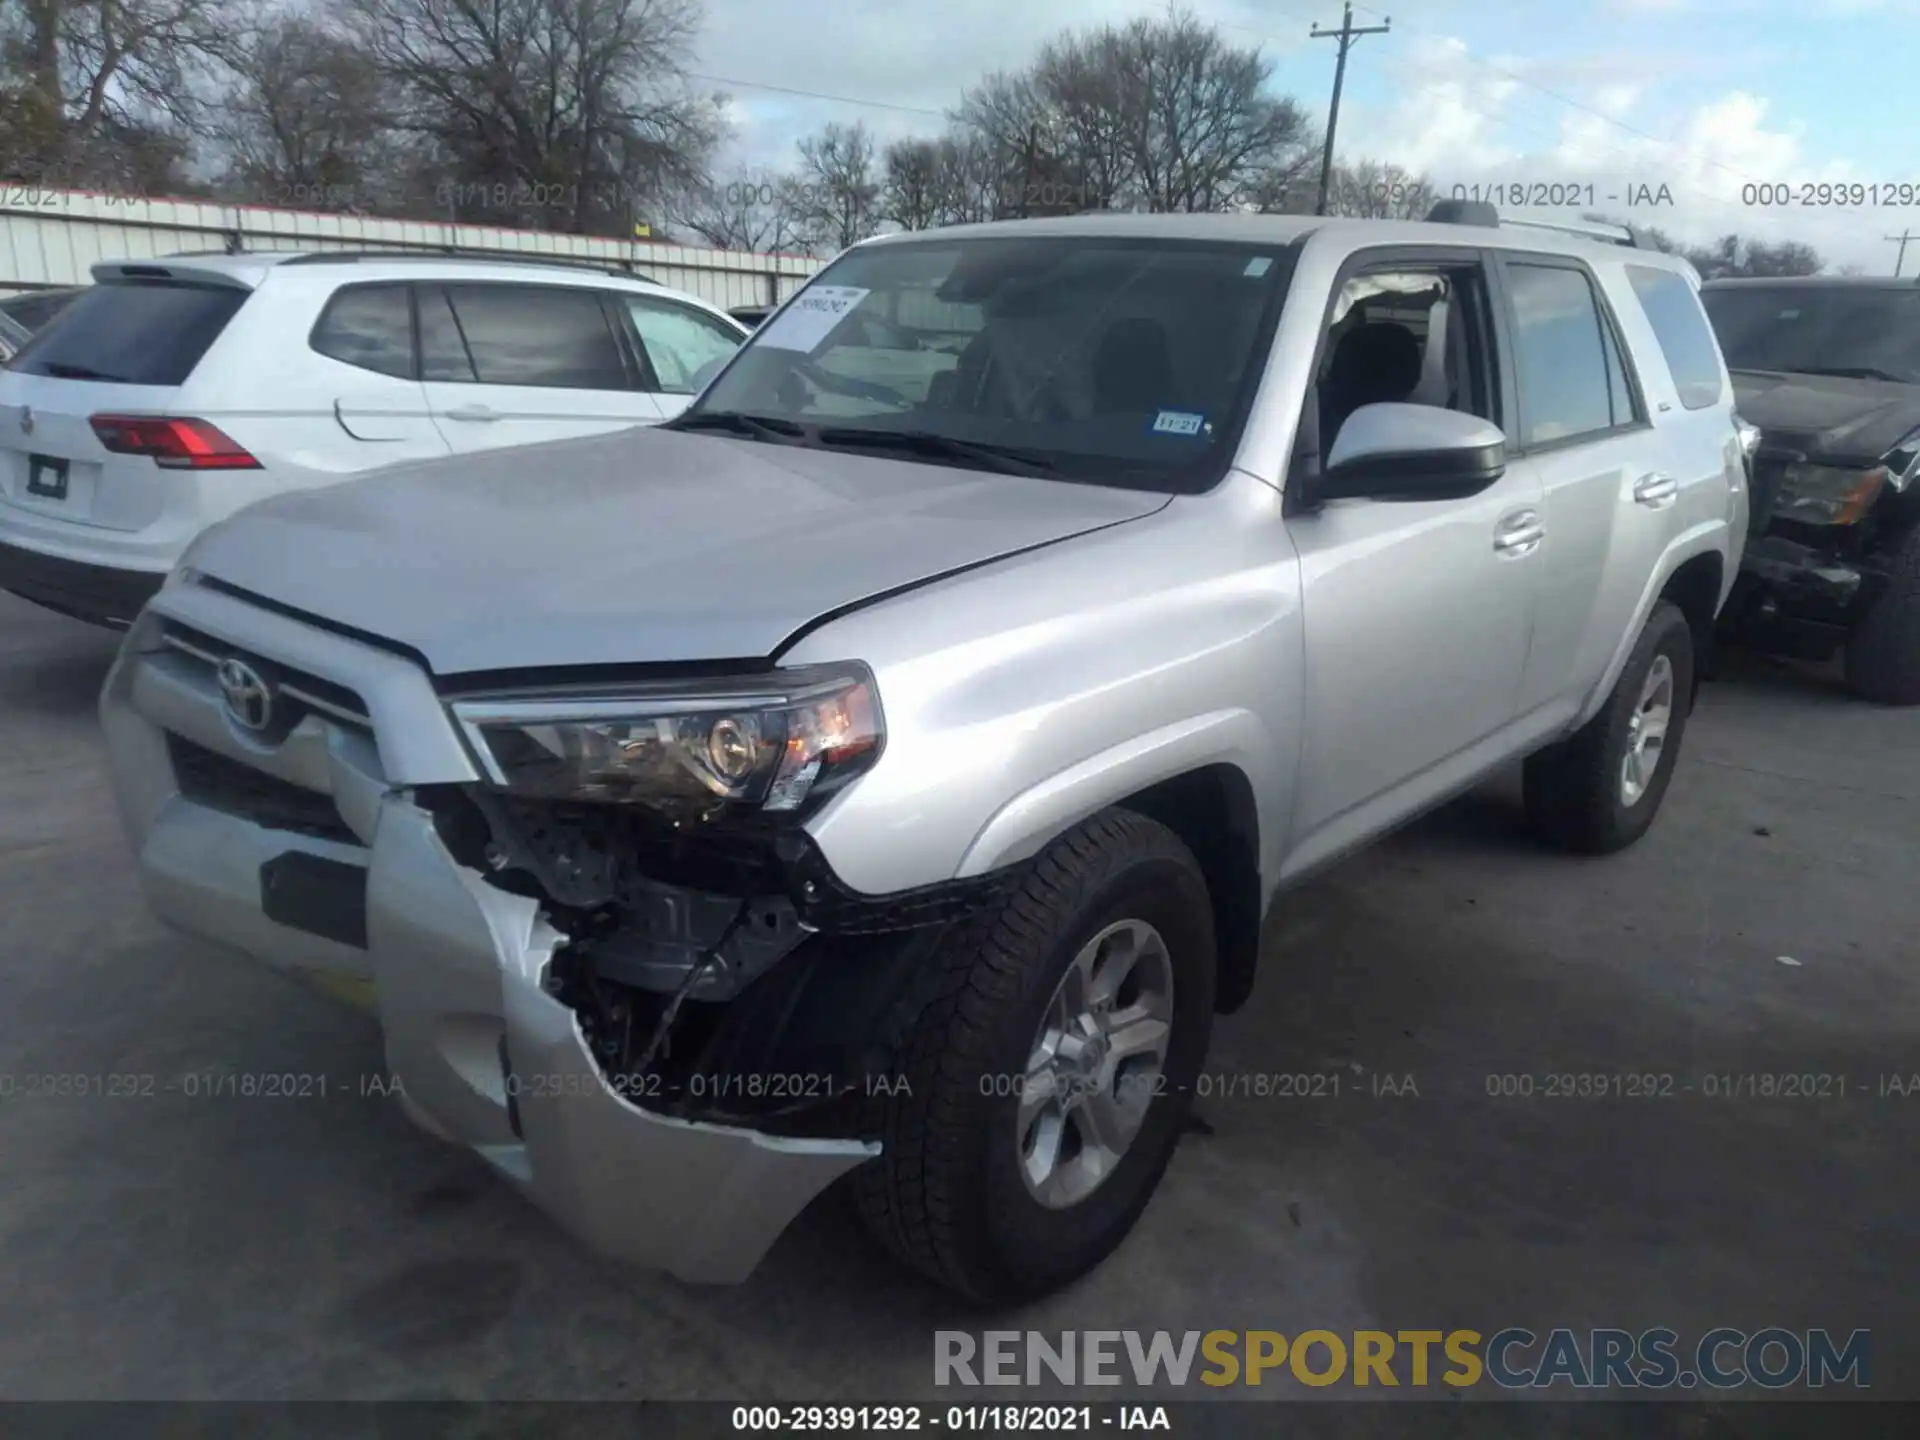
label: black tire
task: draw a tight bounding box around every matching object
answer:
[1524,600,1695,855]
[1845,529,1920,706]
[852,809,1216,1303]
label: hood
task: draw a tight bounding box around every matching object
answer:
[185,426,1170,676]
[1730,370,1920,464]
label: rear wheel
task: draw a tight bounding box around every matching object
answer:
[1845,529,1920,706]
[852,810,1215,1303]
[1525,600,1695,854]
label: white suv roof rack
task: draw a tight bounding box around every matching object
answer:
[1424,199,1644,248]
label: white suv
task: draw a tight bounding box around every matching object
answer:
[0,252,748,627]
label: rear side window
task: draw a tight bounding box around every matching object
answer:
[1506,262,1638,446]
[310,284,415,379]
[439,284,629,389]
[1627,266,1725,410]
[8,281,245,386]
[419,287,477,382]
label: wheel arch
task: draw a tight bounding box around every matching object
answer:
[1660,550,1724,704]
[1107,764,1265,1015]
[1578,525,1729,727]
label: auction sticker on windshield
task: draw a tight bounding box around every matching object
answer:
[756,286,871,353]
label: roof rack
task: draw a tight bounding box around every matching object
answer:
[1423,199,1643,248]
[270,248,657,282]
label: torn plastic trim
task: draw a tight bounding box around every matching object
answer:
[367,796,877,1285]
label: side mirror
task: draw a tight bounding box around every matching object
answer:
[1316,402,1508,503]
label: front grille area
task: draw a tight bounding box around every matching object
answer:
[159,619,371,728]
[167,733,360,845]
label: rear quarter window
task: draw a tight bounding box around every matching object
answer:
[310,283,415,379]
[1626,265,1726,411]
[7,281,247,386]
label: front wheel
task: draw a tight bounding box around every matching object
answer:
[1524,600,1695,854]
[1845,528,1920,705]
[852,810,1216,1303]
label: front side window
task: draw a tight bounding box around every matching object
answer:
[624,297,744,393]
[1507,262,1636,446]
[1316,264,1496,447]
[1700,284,1920,386]
[683,236,1296,491]
[439,284,629,389]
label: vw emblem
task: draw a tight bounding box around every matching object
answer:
[18,406,32,436]
[215,657,274,731]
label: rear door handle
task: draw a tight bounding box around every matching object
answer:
[1495,509,1545,558]
[1633,472,1679,507]
[444,405,499,423]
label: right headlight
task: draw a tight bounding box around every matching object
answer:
[451,664,884,823]
[1774,463,1888,526]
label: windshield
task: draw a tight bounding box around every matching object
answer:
[682,234,1296,491]
[1701,285,1920,385]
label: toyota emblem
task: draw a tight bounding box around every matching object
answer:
[215,657,275,731]
[19,406,32,436]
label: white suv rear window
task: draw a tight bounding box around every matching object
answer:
[8,281,246,386]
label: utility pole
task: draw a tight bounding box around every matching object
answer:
[1887,230,1915,278]
[1310,3,1391,217]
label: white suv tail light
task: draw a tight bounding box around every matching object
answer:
[89,415,261,470]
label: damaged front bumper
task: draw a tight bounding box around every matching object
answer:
[98,584,889,1285]
[1724,532,1886,660]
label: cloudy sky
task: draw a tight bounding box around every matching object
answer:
[690,0,1914,273]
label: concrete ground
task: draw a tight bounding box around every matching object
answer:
[0,590,1915,1410]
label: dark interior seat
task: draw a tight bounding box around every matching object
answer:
[1321,322,1424,440]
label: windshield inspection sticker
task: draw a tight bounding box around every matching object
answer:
[1244,256,1274,277]
[1151,410,1206,437]
[755,286,871,353]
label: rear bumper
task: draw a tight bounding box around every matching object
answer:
[99,594,878,1284]
[0,536,164,628]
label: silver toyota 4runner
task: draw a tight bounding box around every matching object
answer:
[101,206,1747,1302]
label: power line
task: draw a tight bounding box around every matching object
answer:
[685,72,948,119]
[1308,3,1392,216]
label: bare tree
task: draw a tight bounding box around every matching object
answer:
[1110,8,1315,212]
[881,139,943,231]
[342,0,726,235]
[0,0,242,189]
[953,8,1316,216]
[212,13,404,209]
[1326,158,1434,220]
[790,119,879,252]
[670,168,805,251]
[1031,29,1132,211]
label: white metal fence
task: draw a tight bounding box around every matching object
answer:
[0,190,825,309]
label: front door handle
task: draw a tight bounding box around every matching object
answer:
[444,404,499,423]
[1633,472,1679,507]
[1495,509,1546,558]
